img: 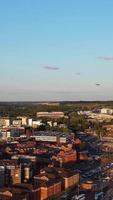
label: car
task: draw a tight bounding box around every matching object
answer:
[104,176,110,180]
[72,194,85,200]
[82,175,87,178]
[110,163,113,166]
[60,194,68,200]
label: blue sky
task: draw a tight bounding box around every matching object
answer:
[0,0,113,101]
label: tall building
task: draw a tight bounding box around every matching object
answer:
[12,166,21,184]
[28,118,33,127]
[0,166,5,188]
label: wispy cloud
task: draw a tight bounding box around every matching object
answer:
[97,56,113,61]
[43,66,60,70]
[75,72,81,75]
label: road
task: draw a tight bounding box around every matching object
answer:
[103,181,113,200]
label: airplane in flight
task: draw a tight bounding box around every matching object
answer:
[95,83,101,86]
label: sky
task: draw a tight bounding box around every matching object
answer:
[0,0,113,101]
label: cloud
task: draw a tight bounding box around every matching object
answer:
[97,56,113,61]
[43,66,60,70]
[75,72,81,75]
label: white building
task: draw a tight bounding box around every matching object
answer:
[32,120,42,128]
[34,135,57,142]
[12,119,22,127]
[47,121,53,127]
[17,116,27,126]
[28,119,33,127]
[0,118,10,127]
[101,108,113,115]
[88,113,113,121]
[32,131,73,143]
[0,129,11,140]
[36,111,64,119]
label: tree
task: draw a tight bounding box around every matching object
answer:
[69,113,88,131]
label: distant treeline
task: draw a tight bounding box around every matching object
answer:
[0,101,113,118]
